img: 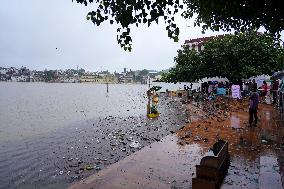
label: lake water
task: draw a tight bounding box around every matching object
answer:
[0,82,150,142]
[0,82,188,189]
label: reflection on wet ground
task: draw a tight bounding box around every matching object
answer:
[69,135,204,189]
[230,114,240,129]
[259,154,283,189]
[69,99,283,189]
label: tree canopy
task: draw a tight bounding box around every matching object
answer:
[163,32,284,83]
[74,0,284,51]
[139,69,149,76]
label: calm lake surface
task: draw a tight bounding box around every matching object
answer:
[0,82,187,189]
[0,82,149,142]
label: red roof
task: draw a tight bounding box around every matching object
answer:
[185,32,263,45]
[184,35,227,45]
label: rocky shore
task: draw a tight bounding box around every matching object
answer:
[0,97,188,189]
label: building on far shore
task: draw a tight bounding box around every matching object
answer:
[114,68,135,83]
[0,67,7,75]
[184,33,263,53]
[60,76,79,83]
[119,75,133,83]
[79,74,115,83]
[11,75,30,82]
[0,66,159,84]
[32,71,45,82]
[184,35,227,52]
[80,75,96,82]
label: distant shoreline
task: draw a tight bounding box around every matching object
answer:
[0,80,147,84]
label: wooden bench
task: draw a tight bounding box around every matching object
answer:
[192,140,230,189]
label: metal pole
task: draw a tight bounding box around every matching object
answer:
[147,90,151,114]
[147,77,151,115]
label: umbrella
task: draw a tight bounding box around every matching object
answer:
[151,86,162,91]
[271,71,284,80]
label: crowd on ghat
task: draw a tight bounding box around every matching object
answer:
[183,78,284,105]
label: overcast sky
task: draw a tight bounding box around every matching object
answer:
[0,0,245,72]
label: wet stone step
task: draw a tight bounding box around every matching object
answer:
[259,155,283,189]
[259,173,282,189]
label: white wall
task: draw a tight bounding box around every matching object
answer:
[198,77,229,83]
[0,69,6,74]
[248,74,271,88]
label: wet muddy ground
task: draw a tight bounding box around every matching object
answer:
[0,97,187,189]
[178,99,283,188]
[69,97,284,189]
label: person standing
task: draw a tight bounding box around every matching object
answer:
[271,80,279,104]
[247,80,252,94]
[261,81,268,103]
[184,85,189,100]
[243,82,249,97]
[208,81,213,95]
[204,82,209,95]
[249,91,259,127]
[251,79,257,93]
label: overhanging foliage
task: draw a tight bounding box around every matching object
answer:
[74,0,284,51]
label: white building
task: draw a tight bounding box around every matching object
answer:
[11,75,29,82]
[184,35,227,52]
[60,76,79,83]
[7,67,19,75]
[0,68,7,75]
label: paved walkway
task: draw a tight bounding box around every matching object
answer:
[69,135,203,189]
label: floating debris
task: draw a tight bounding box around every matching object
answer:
[68,158,73,161]
[85,165,93,171]
[129,141,141,148]
[193,136,201,141]
[95,165,101,171]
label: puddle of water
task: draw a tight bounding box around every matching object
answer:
[264,110,271,120]
[222,156,259,189]
[260,155,280,173]
[231,114,240,129]
[259,154,283,189]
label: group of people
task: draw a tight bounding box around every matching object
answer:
[244,79,281,104]
[201,81,232,96]
[242,79,258,97]
[181,78,283,127]
[243,79,282,127]
[199,79,281,104]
